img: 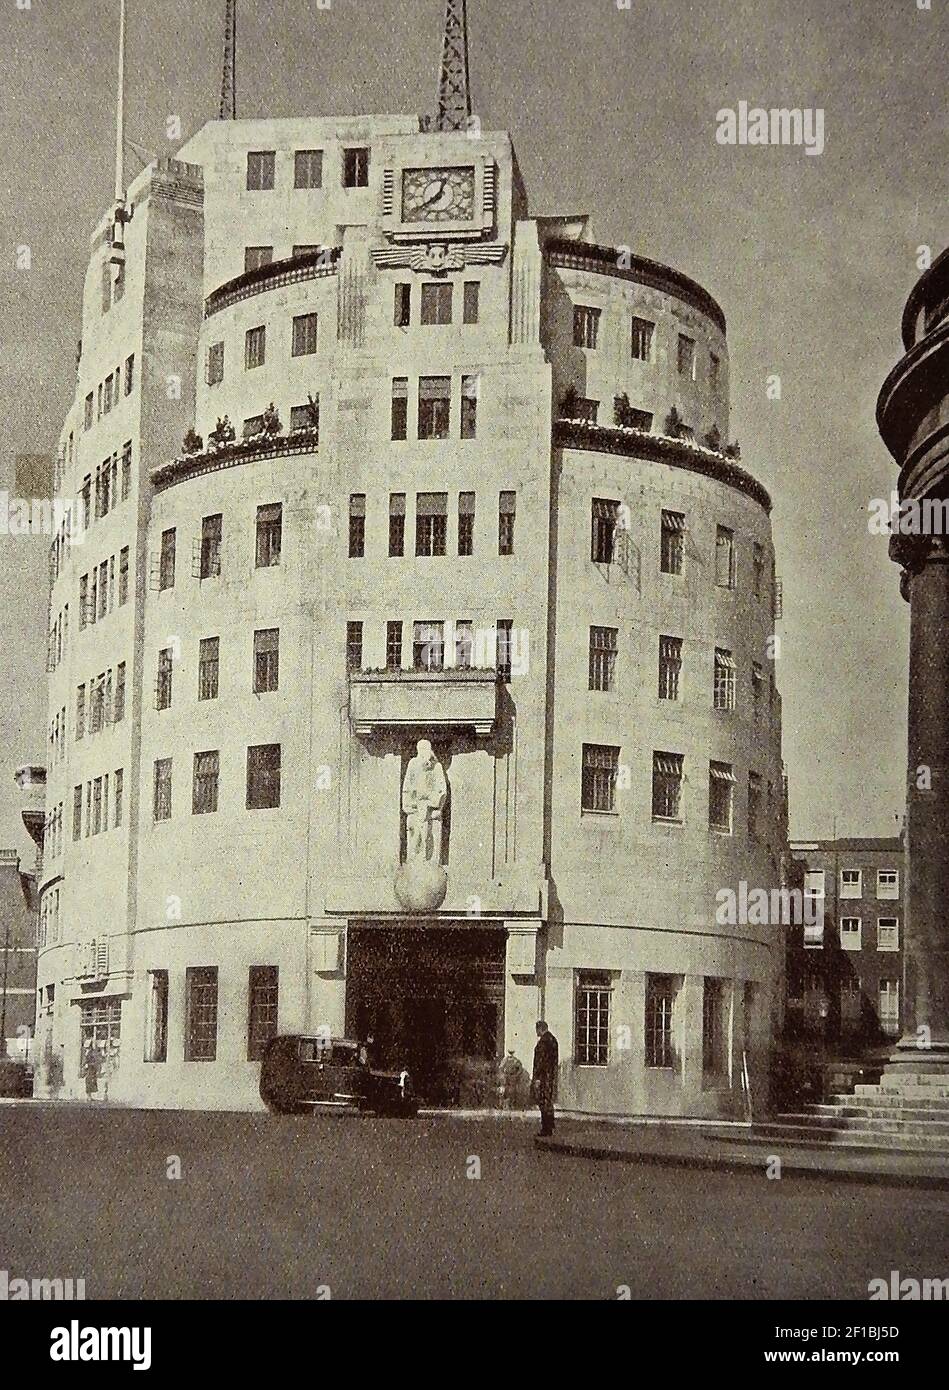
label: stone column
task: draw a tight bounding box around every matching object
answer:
[890,533,949,1071]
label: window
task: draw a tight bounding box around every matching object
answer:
[389,493,406,556]
[114,768,123,827]
[589,626,617,692]
[709,352,720,392]
[245,325,266,370]
[346,621,363,673]
[145,971,168,1063]
[84,393,94,430]
[386,621,403,670]
[156,647,173,710]
[702,979,727,1075]
[715,525,735,589]
[349,494,366,558]
[413,621,444,672]
[658,636,682,701]
[159,528,176,590]
[98,560,108,619]
[573,304,601,348]
[455,620,474,669]
[709,761,735,833]
[254,628,280,693]
[461,374,479,439]
[748,772,762,841]
[752,541,764,598]
[247,744,281,809]
[463,281,480,324]
[752,662,764,711]
[292,312,318,357]
[582,743,618,814]
[81,477,92,529]
[591,498,619,564]
[294,148,323,188]
[660,510,685,575]
[840,917,862,951]
[496,619,514,682]
[391,377,408,440]
[200,514,222,579]
[290,400,319,437]
[877,870,900,899]
[76,683,86,739]
[416,493,447,556]
[192,751,219,815]
[248,966,279,1061]
[879,979,900,1034]
[394,283,411,327]
[121,442,132,500]
[292,244,321,259]
[80,999,121,1067]
[199,637,220,701]
[877,917,899,951]
[244,246,273,274]
[256,502,282,567]
[246,151,275,191]
[343,147,369,187]
[498,491,515,555]
[840,870,862,899]
[652,751,684,822]
[458,492,475,556]
[186,967,218,1062]
[575,971,611,1065]
[421,282,453,325]
[713,648,736,711]
[631,316,654,361]
[124,353,134,396]
[418,376,451,440]
[73,785,83,841]
[153,758,172,822]
[677,333,696,378]
[646,975,678,1068]
[114,662,126,723]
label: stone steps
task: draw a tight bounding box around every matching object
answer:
[777,1110,949,1135]
[756,1120,949,1155]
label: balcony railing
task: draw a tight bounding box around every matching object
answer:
[204,248,341,318]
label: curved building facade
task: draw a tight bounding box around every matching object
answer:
[35,114,786,1116]
[878,247,949,1074]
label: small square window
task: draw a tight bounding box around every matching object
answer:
[246,151,275,191]
[418,377,451,440]
[840,870,863,899]
[244,245,273,273]
[573,305,601,349]
[582,744,618,813]
[421,282,453,326]
[677,334,696,379]
[631,317,654,361]
[247,744,281,810]
[294,149,323,188]
[245,325,266,370]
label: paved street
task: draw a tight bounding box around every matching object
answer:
[1,1106,946,1300]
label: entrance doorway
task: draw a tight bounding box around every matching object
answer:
[346,924,506,1106]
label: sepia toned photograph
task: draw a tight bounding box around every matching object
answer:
[0,0,946,1345]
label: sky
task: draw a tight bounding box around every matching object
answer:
[0,0,945,856]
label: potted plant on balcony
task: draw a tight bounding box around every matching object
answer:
[182,427,204,455]
[664,405,685,439]
[703,424,723,452]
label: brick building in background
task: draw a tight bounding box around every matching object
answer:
[787,836,906,1054]
[0,848,38,1061]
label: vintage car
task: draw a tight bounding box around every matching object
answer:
[259,1035,418,1117]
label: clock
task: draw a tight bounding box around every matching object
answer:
[401,167,476,224]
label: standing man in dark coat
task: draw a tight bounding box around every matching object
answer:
[532,1020,559,1136]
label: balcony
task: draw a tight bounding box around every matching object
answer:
[349,667,499,737]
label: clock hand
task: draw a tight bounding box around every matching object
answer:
[420,178,447,209]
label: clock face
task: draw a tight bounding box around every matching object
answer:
[401,167,476,224]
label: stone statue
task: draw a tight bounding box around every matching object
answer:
[401,739,447,864]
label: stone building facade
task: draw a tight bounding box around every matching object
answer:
[35,113,786,1115]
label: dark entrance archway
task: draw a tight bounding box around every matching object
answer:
[346,924,506,1106]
